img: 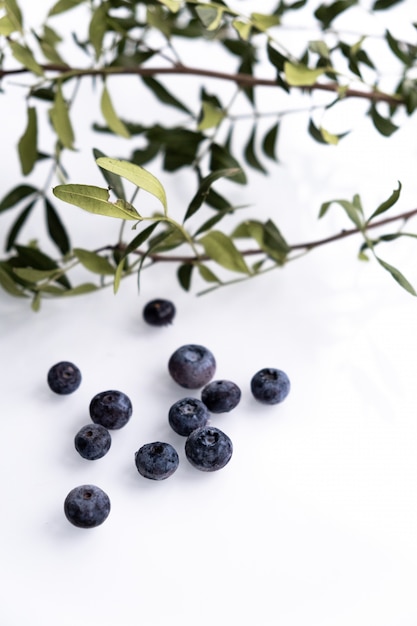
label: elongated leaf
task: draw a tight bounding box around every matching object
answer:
[198,264,221,283]
[284,62,327,86]
[100,85,130,138]
[73,248,115,275]
[177,263,193,291]
[6,200,36,251]
[48,0,85,16]
[232,19,251,41]
[142,76,191,114]
[158,0,182,12]
[369,104,398,137]
[197,101,225,131]
[373,0,403,9]
[209,144,247,184]
[96,158,167,213]
[123,222,159,257]
[13,267,60,282]
[195,6,223,30]
[244,125,267,173]
[250,12,280,31]
[314,0,358,28]
[9,41,43,76]
[49,84,75,149]
[184,168,240,221]
[93,148,125,200]
[0,14,16,35]
[0,184,38,213]
[53,184,140,220]
[199,230,251,274]
[367,182,401,222]
[262,122,280,161]
[14,244,71,289]
[376,257,416,295]
[45,198,70,254]
[5,0,22,32]
[319,198,363,228]
[18,106,37,175]
[89,2,108,59]
[0,265,28,297]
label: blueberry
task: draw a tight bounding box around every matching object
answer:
[185,426,233,472]
[168,344,216,389]
[89,390,132,430]
[47,361,81,395]
[143,298,176,326]
[74,424,111,460]
[64,484,111,528]
[168,397,209,436]
[250,368,290,404]
[201,379,241,413]
[135,442,179,480]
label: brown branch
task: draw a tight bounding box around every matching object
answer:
[0,63,404,107]
[102,207,417,264]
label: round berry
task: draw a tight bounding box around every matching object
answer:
[185,426,233,472]
[89,390,132,430]
[64,484,111,529]
[168,397,209,436]
[168,344,216,389]
[74,424,112,460]
[135,442,179,480]
[47,361,81,395]
[143,298,176,326]
[201,379,241,413]
[250,368,290,405]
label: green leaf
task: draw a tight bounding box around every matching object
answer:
[232,19,251,41]
[369,104,398,137]
[376,257,416,296]
[367,181,401,222]
[48,0,85,16]
[142,77,191,114]
[184,168,240,221]
[250,12,280,31]
[319,198,363,228]
[18,106,37,175]
[198,264,221,283]
[89,1,108,59]
[5,0,22,32]
[284,62,327,86]
[0,265,28,297]
[177,263,193,291]
[197,101,225,131]
[0,14,16,35]
[45,198,70,254]
[93,148,125,200]
[9,41,43,76]
[49,84,75,149]
[195,5,224,30]
[53,184,140,220]
[6,200,36,251]
[123,222,159,257]
[209,144,247,184]
[0,184,38,213]
[262,122,280,161]
[232,219,289,263]
[100,85,130,138]
[199,230,251,274]
[314,0,358,28]
[14,244,71,289]
[96,158,167,214]
[373,0,404,9]
[13,267,60,282]
[244,125,267,173]
[73,248,115,275]
[158,0,182,12]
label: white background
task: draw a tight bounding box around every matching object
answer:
[1,1,417,625]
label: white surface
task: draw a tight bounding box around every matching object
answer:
[1,2,417,625]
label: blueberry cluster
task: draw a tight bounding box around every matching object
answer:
[48,299,291,529]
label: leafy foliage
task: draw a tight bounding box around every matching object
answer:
[1,0,417,309]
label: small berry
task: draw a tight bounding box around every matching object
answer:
[201,379,241,413]
[168,397,209,436]
[74,424,111,460]
[250,368,290,405]
[64,484,111,528]
[185,426,233,472]
[168,344,216,389]
[143,298,176,326]
[47,361,81,395]
[135,442,179,480]
[89,390,132,430]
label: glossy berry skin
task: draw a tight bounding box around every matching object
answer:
[168,397,209,436]
[74,424,111,460]
[64,484,111,529]
[201,380,241,413]
[135,442,179,480]
[168,344,216,389]
[185,426,233,472]
[47,361,81,395]
[250,368,290,405]
[89,390,132,430]
[143,298,176,326]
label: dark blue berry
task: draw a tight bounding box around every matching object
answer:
[168,344,216,389]
[168,397,209,436]
[89,390,132,430]
[143,298,176,326]
[64,484,111,528]
[201,379,241,413]
[47,361,81,395]
[135,442,179,480]
[74,424,111,460]
[250,368,290,404]
[185,426,233,472]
